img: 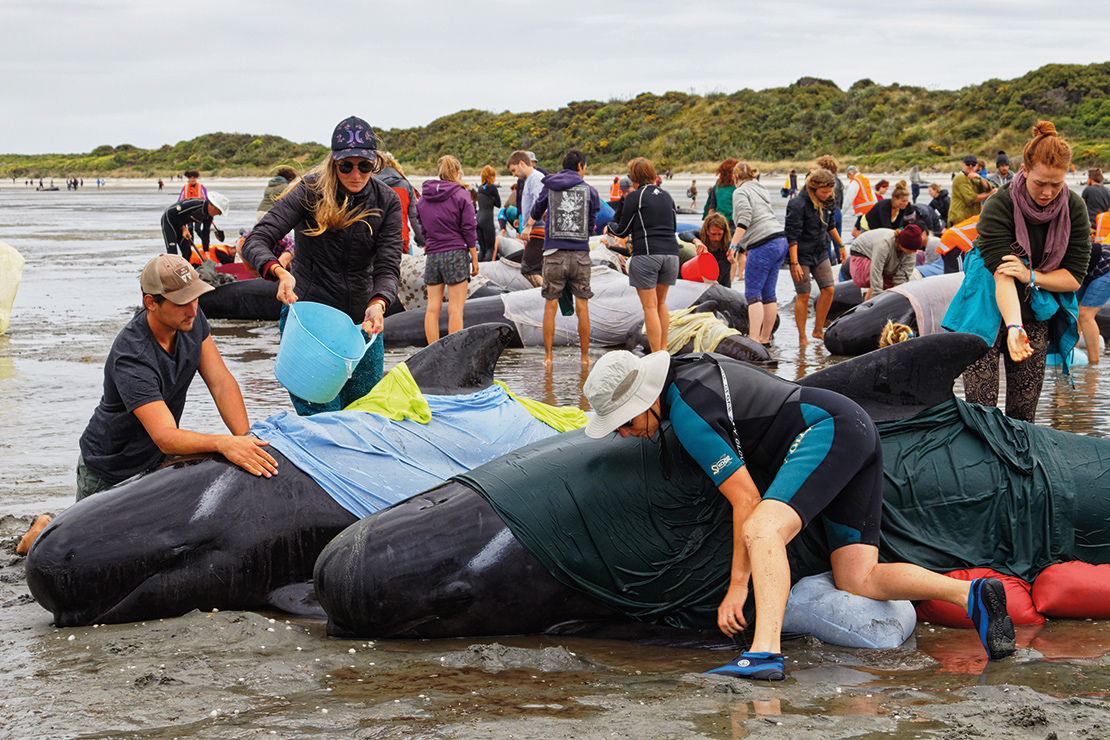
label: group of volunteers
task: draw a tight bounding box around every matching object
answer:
[73,115,1098,684]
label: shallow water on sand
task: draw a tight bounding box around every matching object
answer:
[1,178,1109,738]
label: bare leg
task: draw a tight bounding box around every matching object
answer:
[760,302,777,344]
[794,293,810,346]
[1079,304,1101,364]
[542,298,558,367]
[424,284,445,345]
[813,285,834,339]
[742,501,803,655]
[747,300,765,343]
[734,252,746,283]
[830,544,970,609]
[445,281,468,336]
[638,288,663,352]
[655,284,671,351]
[575,297,591,365]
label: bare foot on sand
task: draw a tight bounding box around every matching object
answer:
[544,354,554,368]
[17,514,52,556]
[581,354,592,367]
[811,329,825,340]
[798,334,809,346]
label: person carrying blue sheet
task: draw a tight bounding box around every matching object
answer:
[583,350,1016,681]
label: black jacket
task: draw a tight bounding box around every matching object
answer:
[929,190,950,226]
[606,185,679,256]
[242,175,403,322]
[784,196,836,266]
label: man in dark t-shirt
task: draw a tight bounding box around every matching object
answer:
[76,255,278,500]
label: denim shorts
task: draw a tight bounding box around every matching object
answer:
[628,254,679,290]
[1078,271,1110,308]
[424,248,472,286]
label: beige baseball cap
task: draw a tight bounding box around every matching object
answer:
[140,254,214,305]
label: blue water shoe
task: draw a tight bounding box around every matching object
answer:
[706,651,785,681]
[967,577,1016,660]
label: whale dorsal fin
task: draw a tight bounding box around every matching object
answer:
[406,323,514,395]
[798,332,990,422]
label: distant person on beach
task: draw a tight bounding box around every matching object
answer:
[785,168,843,345]
[256,166,299,223]
[528,149,600,366]
[1081,167,1110,229]
[943,121,1091,423]
[607,157,679,353]
[787,169,799,199]
[75,255,278,501]
[160,193,228,259]
[815,155,844,263]
[729,161,788,345]
[417,155,479,345]
[687,180,697,208]
[987,153,1015,189]
[949,155,994,226]
[241,115,403,416]
[703,159,739,229]
[178,170,207,202]
[909,165,923,203]
[509,150,547,286]
[157,179,163,191]
[376,152,425,254]
[475,166,502,261]
[608,176,622,206]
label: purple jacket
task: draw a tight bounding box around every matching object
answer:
[416,180,477,254]
[531,169,600,251]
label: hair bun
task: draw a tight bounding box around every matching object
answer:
[1033,120,1058,137]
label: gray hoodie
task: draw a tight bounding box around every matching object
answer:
[731,180,784,250]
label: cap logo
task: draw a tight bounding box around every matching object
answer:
[175,266,193,284]
[346,130,366,146]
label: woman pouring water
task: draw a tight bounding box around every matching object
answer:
[242,116,403,416]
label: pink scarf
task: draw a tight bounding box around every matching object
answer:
[1010,168,1071,273]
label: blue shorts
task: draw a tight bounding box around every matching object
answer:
[1078,272,1110,308]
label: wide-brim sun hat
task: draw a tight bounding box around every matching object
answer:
[207,191,229,217]
[583,350,671,438]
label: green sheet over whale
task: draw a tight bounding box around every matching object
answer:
[457,397,1110,632]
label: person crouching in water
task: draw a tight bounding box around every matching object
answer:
[582,350,1016,681]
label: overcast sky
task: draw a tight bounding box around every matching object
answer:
[2,0,1107,155]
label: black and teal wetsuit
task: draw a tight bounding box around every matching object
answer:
[661,353,883,551]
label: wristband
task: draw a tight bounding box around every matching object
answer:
[790,262,799,265]
[1029,270,1036,287]
[1006,324,1024,332]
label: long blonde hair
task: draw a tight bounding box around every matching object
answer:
[301,154,384,237]
[879,320,915,347]
[437,155,464,185]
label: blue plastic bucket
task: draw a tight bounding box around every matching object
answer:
[274,302,377,404]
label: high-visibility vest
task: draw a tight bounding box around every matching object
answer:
[179,181,208,201]
[609,180,622,201]
[938,215,980,256]
[1095,211,1110,243]
[188,243,233,266]
[852,174,877,216]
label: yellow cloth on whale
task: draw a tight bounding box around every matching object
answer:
[343,362,587,432]
[658,306,742,354]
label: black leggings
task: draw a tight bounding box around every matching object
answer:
[962,320,1048,423]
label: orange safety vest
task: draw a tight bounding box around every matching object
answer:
[1095,211,1110,243]
[188,243,233,266]
[609,180,621,201]
[852,174,877,216]
[179,181,208,201]
[937,215,980,256]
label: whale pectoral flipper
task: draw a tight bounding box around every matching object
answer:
[267,582,327,619]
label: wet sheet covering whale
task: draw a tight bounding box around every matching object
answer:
[451,396,1110,632]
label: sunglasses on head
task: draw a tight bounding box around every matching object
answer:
[337,160,374,174]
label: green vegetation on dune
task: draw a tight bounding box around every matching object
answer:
[4,62,1110,179]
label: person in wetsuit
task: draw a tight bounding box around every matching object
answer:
[161,193,228,258]
[582,350,1016,681]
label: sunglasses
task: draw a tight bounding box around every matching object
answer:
[337,160,374,174]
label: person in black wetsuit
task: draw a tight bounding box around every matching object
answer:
[475,166,502,261]
[582,350,1016,681]
[161,193,228,258]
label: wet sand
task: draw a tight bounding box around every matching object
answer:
[1,179,1109,738]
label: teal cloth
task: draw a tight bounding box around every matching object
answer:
[942,248,1079,371]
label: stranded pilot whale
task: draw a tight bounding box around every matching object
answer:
[24,324,558,628]
[314,332,1110,639]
